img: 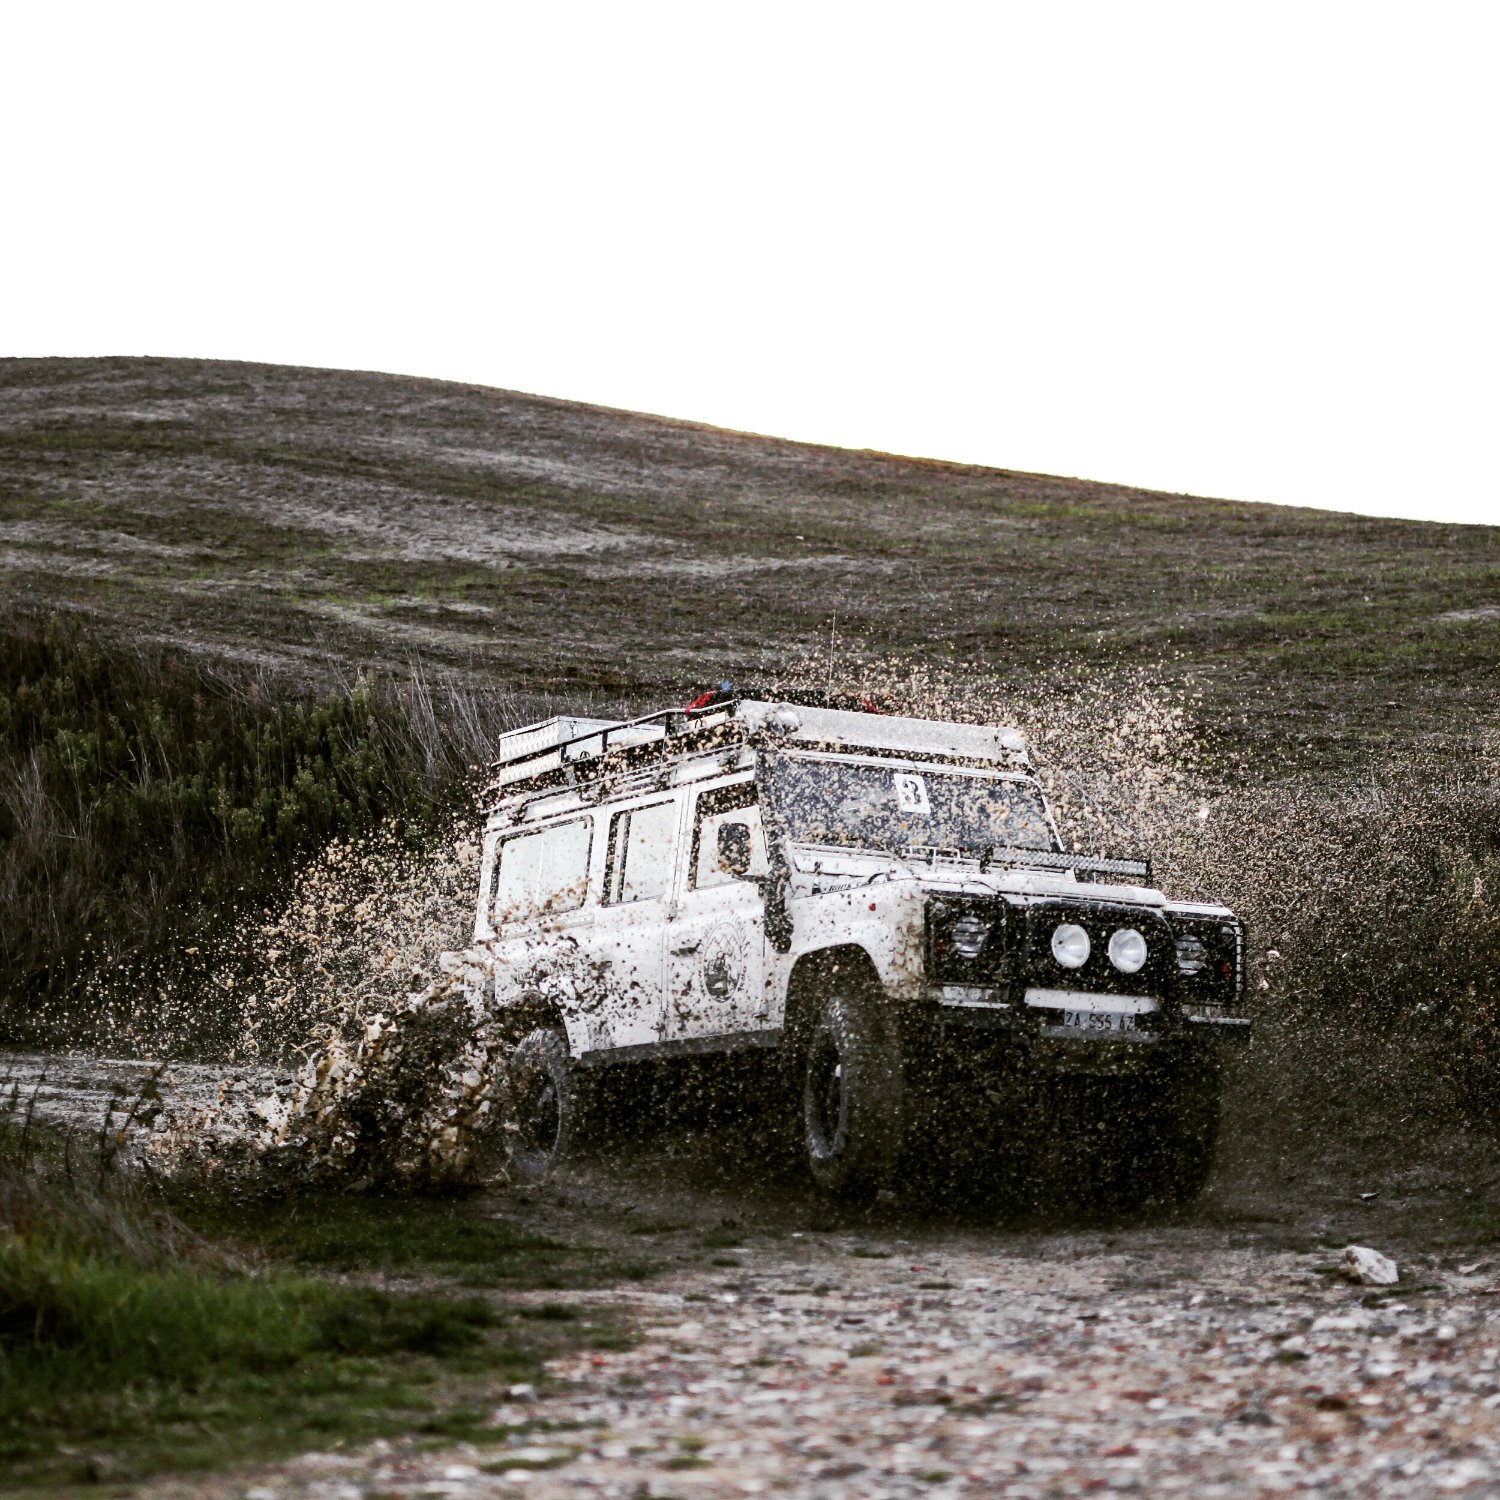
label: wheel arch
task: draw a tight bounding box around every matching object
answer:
[784,945,884,1054]
[496,992,575,1050]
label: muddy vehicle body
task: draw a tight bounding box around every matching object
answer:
[444,699,1248,1204]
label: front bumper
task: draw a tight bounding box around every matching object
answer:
[928,983,1251,1048]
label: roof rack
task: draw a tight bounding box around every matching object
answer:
[483,702,732,795]
[482,699,1031,803]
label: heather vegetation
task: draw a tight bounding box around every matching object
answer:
[0,615,562,1042]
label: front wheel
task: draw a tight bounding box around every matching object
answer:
[801,982,904,1201]
[508,1027,582,1184]
[1081,1050,1222,1212]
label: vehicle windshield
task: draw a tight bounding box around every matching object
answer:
[775,757,1055,855]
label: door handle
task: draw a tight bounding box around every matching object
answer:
[671,941,701,955]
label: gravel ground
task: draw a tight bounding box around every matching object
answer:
[143,1230,1500,1500]
[13,1050,1500,1498]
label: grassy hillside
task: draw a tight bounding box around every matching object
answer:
[1,356,1498,1039]
[4,357,1498,769]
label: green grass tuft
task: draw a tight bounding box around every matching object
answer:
[0,1113,654,1489]
[185,1192,656,1288]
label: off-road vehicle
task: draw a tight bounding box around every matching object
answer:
[444,697,1248,1204]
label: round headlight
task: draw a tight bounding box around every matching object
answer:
[1051,922,1091,969]
[1108,927,1148,974]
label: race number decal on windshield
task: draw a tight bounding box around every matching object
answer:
[894,772,931,814]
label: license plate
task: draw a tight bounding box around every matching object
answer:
[1061,1009,1137,1033]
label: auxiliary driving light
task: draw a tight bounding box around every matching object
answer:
[1108,927,1148,974]
[1051,922,1091,969]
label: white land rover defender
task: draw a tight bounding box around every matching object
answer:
[447,697,1248,1204]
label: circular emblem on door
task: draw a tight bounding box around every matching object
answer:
[699,922,748,1002]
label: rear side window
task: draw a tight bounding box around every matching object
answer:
[693,790,769,888]
[493,817,592,924]
[604,800,678,903]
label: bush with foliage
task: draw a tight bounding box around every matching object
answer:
[0,615,542,1041]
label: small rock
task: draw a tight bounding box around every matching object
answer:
[1342,1245,1399,1286]
[507,1382,538,1401]
[1235,1405,1277,1426]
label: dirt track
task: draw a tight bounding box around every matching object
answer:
[12,1048,1500,1497]
[143,1205,1500,1499]
[176,1238,1500,1499]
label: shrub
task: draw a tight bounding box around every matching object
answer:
[0,613,565,1043]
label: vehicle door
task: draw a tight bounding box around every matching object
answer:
[584,794,683,1050]
[488,815,595,1020]
[663,780,770,1040]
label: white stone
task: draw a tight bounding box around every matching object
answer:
[1341,1245,1399,1286]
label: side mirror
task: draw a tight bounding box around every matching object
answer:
[717,821,753,878]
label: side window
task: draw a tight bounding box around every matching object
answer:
[492,817,592,924]
[604,800,678,904]
[692,785,769,889]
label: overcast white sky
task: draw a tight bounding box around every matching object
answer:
[3,2,1496,525]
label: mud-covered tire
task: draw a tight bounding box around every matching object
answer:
[801,982,903,1201]
[1148,1051,1221,1206]
[1085,1051,1221,1212]
[508,1027,581,1184]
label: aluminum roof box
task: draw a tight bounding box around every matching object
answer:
[735,701,1028,767]
[489,714,666,788]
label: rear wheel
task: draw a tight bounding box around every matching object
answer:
[509,1027,581,1184]
[801,981,904,1201]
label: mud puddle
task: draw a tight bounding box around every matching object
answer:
[0,1049,279,1138]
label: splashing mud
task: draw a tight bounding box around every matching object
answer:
[147,978,513,1191]
[759,649,1500,1162]
[132,801,525,1189]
